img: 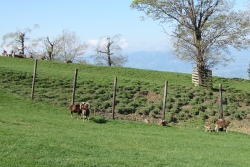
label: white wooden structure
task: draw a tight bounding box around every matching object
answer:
[192,67,212,87]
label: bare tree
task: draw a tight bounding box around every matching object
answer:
[1,24,39,54]
[31,29,88,62]
[44,36,61,60]
[131,0,250,86]
[92,34,128,66]
[56,29,88,62]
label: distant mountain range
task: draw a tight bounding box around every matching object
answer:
[124,51,192,73]
[124,51,249,79]
[84,50,249,79]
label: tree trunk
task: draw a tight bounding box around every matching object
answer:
[195,30,205,86]
[107,38,112,67]
[108,54,112,66]
[21,34,25,54]
[197,57,205,86]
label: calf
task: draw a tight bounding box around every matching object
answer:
[80,102,90,122]
[158,119,166,126]
[68,104,82,119]
[204,124,213,132]
[215,118,228,132]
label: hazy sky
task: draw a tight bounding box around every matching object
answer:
[1,0,248,54]
[0,0,172,53]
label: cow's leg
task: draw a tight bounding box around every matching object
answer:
[215,126,218,132]
[71,111,73,118]
[82,110,85,122]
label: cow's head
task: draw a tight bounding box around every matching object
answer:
[80,102,90,110]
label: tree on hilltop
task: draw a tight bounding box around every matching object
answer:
[56,29,88,62]
[1,24,39,54]
[92,34,128,67]
[131,0,250,86]
[32,29,88,62]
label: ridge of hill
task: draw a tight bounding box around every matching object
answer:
[0,56,250,134]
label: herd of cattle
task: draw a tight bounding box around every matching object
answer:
[69,102,228,132]
[1,50,47,60]
[2,50,74,62]
[68,102,90,122]
[69,101,228,133]
[204,118,228,132]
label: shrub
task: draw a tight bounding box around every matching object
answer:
[199,113,209,120]
[232,113,242,120]
[117,107,134,115]
[244,99,250,106]
[136,107,149,115]
[165,103,173,109]
[170,106,179,113]
[149,109,159,117]
[208,110,216,116]
[102,102,111,109]
[191,109,199,116]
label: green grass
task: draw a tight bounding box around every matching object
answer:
[0,56,250,124]
[1,91,250,166]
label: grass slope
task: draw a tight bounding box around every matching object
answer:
[1,91,250,167]
[0,57,250,134]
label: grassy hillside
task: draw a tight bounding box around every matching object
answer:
[1,90,250,166]
[0,56,250,134]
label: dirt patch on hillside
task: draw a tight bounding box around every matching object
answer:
[146,91,161,103]
[96,111,250,134]
[94,91,250,135]
[227,119,250,134]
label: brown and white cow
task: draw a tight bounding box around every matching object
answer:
[68,104,82,119]
[215,118,228,132]
[80,102,90,122]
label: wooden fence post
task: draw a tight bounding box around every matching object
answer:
[112,77,117,120]
[219,83,223,119]
[162,81,168,120]
[71,68,78,105]
[31,59,37,100]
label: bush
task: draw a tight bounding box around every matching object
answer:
[102,101,111,109]
[199,113,209,120]
[165,103,173,109]
[191,109,199,116]
[149,109,159,117]
[136,107,149,115]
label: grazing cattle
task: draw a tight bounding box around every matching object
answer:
[2,50,7,56]
[158,119,166,126]
[68,104,82,119]
[215,118,228,132]
[14,54,26,58]
[80,102,90,122]
[8,50,14,57]
[39,55,46,60]
[65,60,72,63]
[204,124,213,132]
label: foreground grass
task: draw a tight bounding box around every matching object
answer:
[1,91,250,167]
